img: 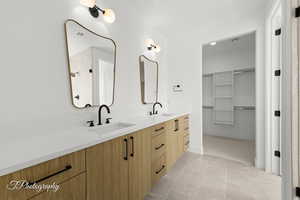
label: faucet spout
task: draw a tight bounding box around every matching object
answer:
[153,102,163,115]
[98,104,111,125]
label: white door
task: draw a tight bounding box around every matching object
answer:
[271,9,282,176]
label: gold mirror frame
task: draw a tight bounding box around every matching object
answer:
[139,55,159,104]
[64,19,117,109]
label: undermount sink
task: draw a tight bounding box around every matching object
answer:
[89,122,136,136]
[161,113,175,117]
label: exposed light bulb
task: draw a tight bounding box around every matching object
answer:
[145,39,155,48]
[80,0,96,8]
[210,41,217,46]
[103,9,116,23]
[154,45,161,53]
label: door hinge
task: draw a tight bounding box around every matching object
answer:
[296,7,300,18]
[296,187,300,197]
[274,110,281,117]
[274,150,280,158]
[274,70,281,76]
[275,29,281,36]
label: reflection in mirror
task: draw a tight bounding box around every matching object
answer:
[65,19,116,109]
[139,55,158,104]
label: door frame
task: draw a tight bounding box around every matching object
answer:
[281,0,298,199]
[265,0,282,174]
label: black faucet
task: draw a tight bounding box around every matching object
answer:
[151,102,163,115]
[98,104,111,125]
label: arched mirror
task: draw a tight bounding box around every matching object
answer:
[65,19,116,109]
[139,55,159,104]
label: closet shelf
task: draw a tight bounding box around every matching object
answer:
[203,105,214,109]
[214,109,234,112]
[203,106,255,110]
[215,96,233,99]
[202,67,255,77]
[214,121,234,125]
[215,83,233,86]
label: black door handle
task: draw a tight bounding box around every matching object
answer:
[124,138,128,160]
[174,120,179,132]
[28,165,72,186]
[130,136,135,157]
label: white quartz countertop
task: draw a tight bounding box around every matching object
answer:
[0,112,189,176]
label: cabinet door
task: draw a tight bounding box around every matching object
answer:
[86,136,129,200]
[177,130,185,158]
[166,120,178,170]
[30,173,86,200]
[128,129,151,200]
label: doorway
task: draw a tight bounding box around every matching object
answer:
[202,33,256,166]
[270,2,282,176]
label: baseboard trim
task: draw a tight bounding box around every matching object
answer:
[188,145,203,155]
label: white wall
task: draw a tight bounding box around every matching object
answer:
[164,2,267,168]
[0,0,269,170]
[0,0,169,141]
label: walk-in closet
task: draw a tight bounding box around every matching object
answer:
[202,33,256,166]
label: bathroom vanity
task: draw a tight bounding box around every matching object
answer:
[0,113,189,200]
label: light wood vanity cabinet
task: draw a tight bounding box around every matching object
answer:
[86,128,151,200]
[0,150,86,200]
[166,115,190,170]
[86,135,129,200]
[150,123,167,186]
[128,129,152,200]
[30,173,86,200]
[0,114,189,200]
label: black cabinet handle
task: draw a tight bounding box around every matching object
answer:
[28,165,72,186]
[174,120,179,132]
[155,165,165,174]
[185,127,189,131]
[185,141,190,146]
[155,144,165,150]
[130,136,135,157]
[155,127,164,132]
[124,138,128,160]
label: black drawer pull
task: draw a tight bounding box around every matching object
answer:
[155,127,164,132]
[28,165,72,186]
[124,138,128,160]
[185,127,189,131]
[185,141,190,146]
[155,165,165,174]
[184,117,189,120]
[155,144,165,150]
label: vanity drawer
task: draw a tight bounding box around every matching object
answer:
[152,154,167,186]
[151,123,166,137]
[152,132,166,160]
[179,115,189,130]
[30,173,86,200]
[184,134,190,152]
[0,150,86,200]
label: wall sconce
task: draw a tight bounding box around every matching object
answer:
[146,39,161,53]
[80,0,116,23]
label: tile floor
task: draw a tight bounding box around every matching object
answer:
[145,152,281,200]
[203,135,255,166]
